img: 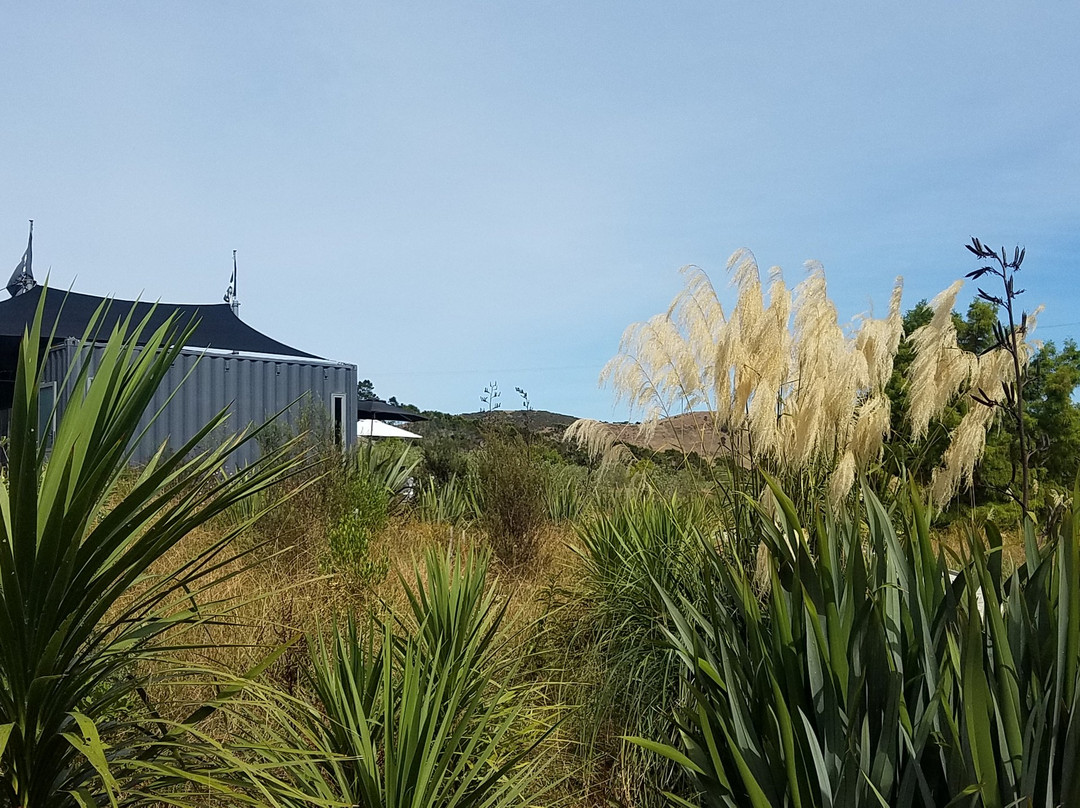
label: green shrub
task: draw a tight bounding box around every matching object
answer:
[473,430,547,566]
[252,400,349,550]
[420,435,471,485]
[326,473,390,586]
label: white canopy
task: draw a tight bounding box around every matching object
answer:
[356,419,422,440]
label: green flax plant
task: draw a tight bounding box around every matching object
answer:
[258,546,553,808]
[541,465,587,524]
[414,472,479,526]
[568,492,711,806]
[0,292,309,806]
[353,439,420,512]
[638,475,1080,807]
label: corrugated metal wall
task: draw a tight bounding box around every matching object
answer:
[40,341,77,446]
[40,341,358,467]
[43,341,75,402]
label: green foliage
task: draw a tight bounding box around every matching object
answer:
[473,429,547,566]
[1028,339,1080,486]
[415,472,479,526]
[321,441,418,583]
[887,295,1080,516]
[252,399,348,549]
[257,394,335,458]
[576,492,710,613]
[961,333,1080,515]
[956,298,999,354]
[220,473,270,531]
[420,434,472,486]
[407,409,484,447]
[0,291,305,806]
[259,547,551,808]
[253,404,417,565]
[541,463,588,523]
[398,545,504,674]
[325,473,390,586]
[354,439,420,509]
[567,493,711,805]
[637,476,1080,807]
[384,395,421,414]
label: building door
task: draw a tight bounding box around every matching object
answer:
[332,394,346,450]
[38,382,57,449]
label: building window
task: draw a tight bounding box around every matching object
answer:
[38,382,57,448]
[332,394,346,450]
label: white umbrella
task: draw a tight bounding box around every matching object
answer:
[356,419,422,439]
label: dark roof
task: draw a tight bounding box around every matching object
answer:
[356,399,428,422]
[0,286,319,359]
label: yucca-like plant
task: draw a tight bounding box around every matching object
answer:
[0,292,309,806]
[257,546,553,808]
[637,475,1080,807]
[575,493,709,619]
[415,472,479,526]
[397,545,504,672]
[567,493,710,805]
[353,440,421,510]
[541,465,587,524]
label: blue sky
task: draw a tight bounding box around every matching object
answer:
[3,3,1079,419]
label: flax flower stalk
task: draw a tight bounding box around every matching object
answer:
[910,288,1043,506]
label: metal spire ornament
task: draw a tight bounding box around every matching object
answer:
[6,220,36,298]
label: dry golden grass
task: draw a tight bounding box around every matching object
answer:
[148,505,582,665]
[136,497,614,805]
[125,470,1038,808]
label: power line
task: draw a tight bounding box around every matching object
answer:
[1036,321,1080,330]
[366,322,1080,379]
[364,364,600,377]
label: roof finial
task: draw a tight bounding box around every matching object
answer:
[223,249,240,316]
[6,220,36,298]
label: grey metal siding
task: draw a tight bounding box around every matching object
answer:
[0,342,73,443]
[38,341,75,448]
[41,342,74,404]
[63,344,356,467]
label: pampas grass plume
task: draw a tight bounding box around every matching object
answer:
[596,248,1042,509]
